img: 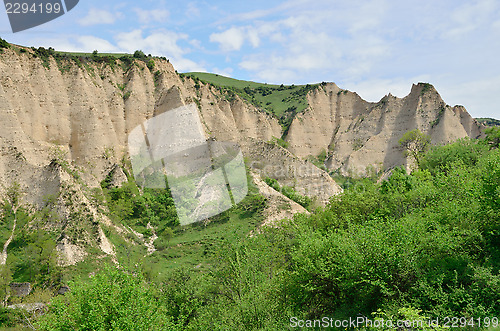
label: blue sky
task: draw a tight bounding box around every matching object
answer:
[1,0,499,118]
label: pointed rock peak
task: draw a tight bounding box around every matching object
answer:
[327,82,340,89]
[379,93,392,103]
[453,105,466,112]
[408,82,441,99]
[320,82,340,93]
[409,82,440,97]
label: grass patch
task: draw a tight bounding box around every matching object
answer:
[183,72,320,135]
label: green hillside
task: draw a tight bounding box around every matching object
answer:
[3,130,500,329]
[183,72,281,89]
[476,117,500,126]
[184,72,323,135]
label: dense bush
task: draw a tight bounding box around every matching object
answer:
[36,266,176,330]
[7,137,500,329]
[420,138,489,174]
[0,38,9,49]
[264,177,312,210]
[102,180,179,230]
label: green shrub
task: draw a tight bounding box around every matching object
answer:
[36,266,176,330]
[0,38,9,49]
[146,59,155,71]
[421,138,489,174]
[133,50,146,59]
[269,136,288,149]
[264,177,312,210]
[237,194,267,216]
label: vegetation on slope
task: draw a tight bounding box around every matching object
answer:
[183,72,323,136]
[0,37,166,75]
[2,130,500,330]
[476,117,500,127]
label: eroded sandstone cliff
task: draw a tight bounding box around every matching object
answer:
[286,83,483,176]
[0,45,482,209]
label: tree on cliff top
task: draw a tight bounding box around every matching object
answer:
[399,129,431,168]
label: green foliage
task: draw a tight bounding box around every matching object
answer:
[0,37,10,50]
[307,149,329,171]
[0,306,24,328]
[188,236,290,330]
[353,138,364,151]
[276,143,500,320]
[237,193,267,216]
[133,50,147,59]
[119,55,134,71]
[160,227,174,244]
[36,265,176,330]
[123,91,132,100]
[476,117,500,127]
[154,70,161,85]
[430,106,445,128]
[10,230,61,285]
[420,138,489,174]
[399,129,432,168]
[3,182,22,212]
[485,127,500,149]
[184,72,320,136]
[146,59,155,71]
[32,46,55,69]
[317,149,328,163]
[103,181,179,231]
[268,136,288,149]
[2,119,499,329]
[0,265,12,305]
[264,177,312,210]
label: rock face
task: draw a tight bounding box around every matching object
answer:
[286,83,483,176]
[9,283,31,297]
[0,45,483,210]
[243,139,342,204]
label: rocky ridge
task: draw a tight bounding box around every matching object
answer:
[0,43,484,259]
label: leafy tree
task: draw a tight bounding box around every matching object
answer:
[485,126,500,149]
[399,129,431,168]
[161,227,174,245]
[37,265,176,331]
[133,50,146,59]
[13,230,60,285]
[0,38,9,49]
[2,182,23,216]
[420,137,488,174]
[146,59,155,71]
[191,237,289,330]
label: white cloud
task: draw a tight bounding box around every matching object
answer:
[114,29,205,72]
[115,29,185,57]
[23,35,119,53]
[134,8,169,24]
[435,75,500,119]
[247,29,260,48]
[77,8,122,26]
[210,27,246,51]
[342,75,431,103]
[212,67,234,77]
[76,36,120,53]
[444,0,499,38]
[186,2,201,18]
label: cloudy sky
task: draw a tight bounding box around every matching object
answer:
[1,0,499,118]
